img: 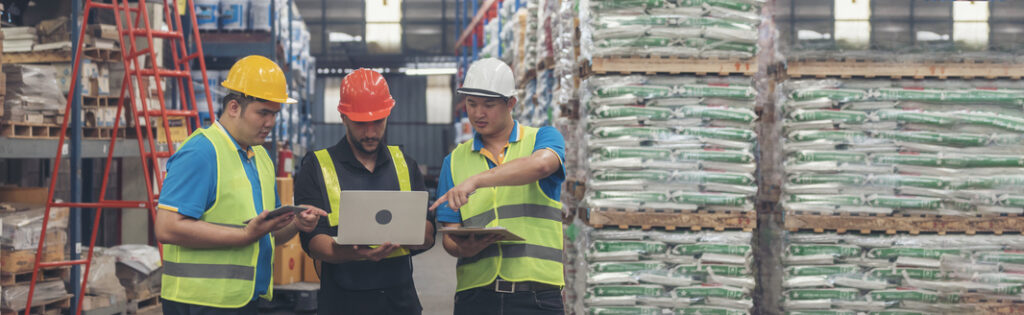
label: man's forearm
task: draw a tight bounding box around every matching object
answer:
[308,235,373,263]
[470,150,561,190]
[272,223,300,246]
[406,220,435,251]
[441,222,463,257]
[156,210,258,248]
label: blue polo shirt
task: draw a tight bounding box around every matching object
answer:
[436,121,566,223]
[157,122,279,301]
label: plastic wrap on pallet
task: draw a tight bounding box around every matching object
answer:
[779,79,1024,216]
[573,222,754,314]
[581,75,758,211]
[1,280,67,310]
[781,232,1024,313]
[578,0,765,60]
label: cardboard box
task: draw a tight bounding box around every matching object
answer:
[0,229,67,274]
[302,254,319,283]
[0,186,49,205]
[276,177,293,206]
[153,117,188,144]
[272,235,302,285]
[86,24,119,41]
[2,207,70,250]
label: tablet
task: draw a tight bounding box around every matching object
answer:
[439,226,525,242]
[244,205,307,224]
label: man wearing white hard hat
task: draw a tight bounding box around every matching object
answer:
[430,58,566,314]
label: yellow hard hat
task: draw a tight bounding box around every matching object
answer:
[221,55,297,104]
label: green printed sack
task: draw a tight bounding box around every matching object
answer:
[682,38,757,53]
[794,151,867,163]
[976,251,1024,264]
[788,130,867,142]
[784,288,860,301]
[677,0,758,12]
[588,285,666,297]
[594,170,673,182]
[790,110,868,123]
[590,240,668,254]
[786,311,859,315]
[593,106,675,120]
[594,127,674,139]
[596,85,674,98]
[866,248,964,260]
[942,89,1024,105]
[868,268,949,281]
[676,150,754,164]
[871,131,989,147]
[673,192,748,206]
[599,147,674,160]
[956,175,1024,189]
[673,286,748,299]
[787,194,864,206]
[676,85,756,100]
[873,110,956,125]
[868,289,953,303]
[787,244,862,258]
[676,171,755,186]
[676,306,750,315]
[678,106,757,122]
[791,88,867,102]
[943,155,1024,168]
[785,265,861,277]
[958,112,1024,132]
[671,243,752,256]
[872,88,945,102]
[870,154,942,167]
[591,261,668,273]
[595,16,672,29]
[788,174,866,185]
[599,37,675,48]
[593,191,670,202]
[589,306,664,315]
[591,0,667,10]
[867,196,942,209]
[868,175,950,189]
[679,127,757,142]
[674,264,750,277]
[1002,195,1024,207]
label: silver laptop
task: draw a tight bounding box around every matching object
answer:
[335,190,428,245]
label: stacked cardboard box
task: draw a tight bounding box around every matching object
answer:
[2,64,67,124]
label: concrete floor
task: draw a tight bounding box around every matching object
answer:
[411,238,458,315]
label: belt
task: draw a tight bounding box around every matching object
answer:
[486,278,561,293]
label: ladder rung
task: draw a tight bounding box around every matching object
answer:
[179,53,202,63]
[143,109,198,117]
[39,260,88,268]
[52,201,150,208]
[128,48,153,60]
[125,29,183,39]
[138,69,190,78]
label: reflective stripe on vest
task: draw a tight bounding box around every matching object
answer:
[313,145,413,259]
[451,125,564,292]
[161,123,276,308]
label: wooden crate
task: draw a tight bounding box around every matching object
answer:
[589,56,757,76]
[0,122,61,138]
[784,211,1024,235]
[0,294,72,315]
[585,208,756,231]
[0,266,69,286]
[126,291,160,314]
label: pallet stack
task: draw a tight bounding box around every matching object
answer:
[0,188,72,315]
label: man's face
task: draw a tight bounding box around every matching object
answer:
[465,95,514,137]
[230,99,280,147]
[343,115,388,155]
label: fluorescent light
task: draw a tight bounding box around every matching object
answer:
[405,68,457,76]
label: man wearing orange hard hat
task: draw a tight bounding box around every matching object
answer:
[294,68,435,314]
[156,55,327,314]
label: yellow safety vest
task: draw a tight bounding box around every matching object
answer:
[162,123,277,308]
[451,125,564,292]
[313,145,413,259]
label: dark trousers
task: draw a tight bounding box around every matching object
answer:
[318,283,423,315]
[453,288,564,315]
[161,298,259,315]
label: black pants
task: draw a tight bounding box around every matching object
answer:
[453,288,564,315]
[161,298,259,315]
[318,283,423,315]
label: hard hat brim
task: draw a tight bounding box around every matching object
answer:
[340,104,394,122]
[457,87,510,99]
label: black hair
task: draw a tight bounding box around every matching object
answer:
[221,92,273,115]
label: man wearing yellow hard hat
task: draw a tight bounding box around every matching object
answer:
[155,55,327,314]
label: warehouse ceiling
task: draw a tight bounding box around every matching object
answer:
[294,0,457,70]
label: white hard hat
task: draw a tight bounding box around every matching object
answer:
[458,58,515,98]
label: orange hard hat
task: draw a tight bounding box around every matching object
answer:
[337,68,395,122]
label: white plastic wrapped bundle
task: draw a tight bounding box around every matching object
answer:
[780,79,1024,216]
[579,227,754,314]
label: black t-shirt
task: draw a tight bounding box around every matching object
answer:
[295,137,435,290]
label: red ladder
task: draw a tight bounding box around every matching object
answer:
[26,1,215,314]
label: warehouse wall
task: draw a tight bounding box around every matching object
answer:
[310,74,454,178]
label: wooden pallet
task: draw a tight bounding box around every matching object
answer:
[586,208,755,231]
[0,295,72,315]
[126,291,159,314]
[589,56,757,76]
[80,127,126,139]
[0,122,61,138]
[2,50,71,64]
[785,211,1024,235]
[0,267,70,286]
[83,48,122,62]
[787,59,1024,80]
